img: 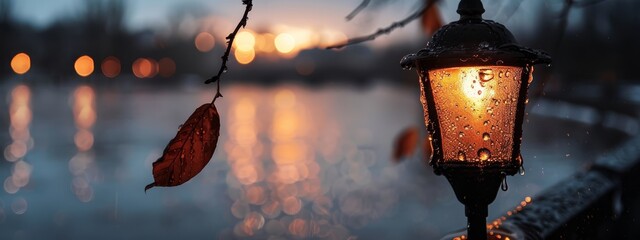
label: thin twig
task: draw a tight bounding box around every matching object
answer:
[205,0,253,103]
[574,0,607,7]
[327,0,433,50]
[346,0,371,21]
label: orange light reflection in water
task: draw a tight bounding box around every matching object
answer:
[4,85,33,195]
[221,88,397,239]
[69,85,98,202]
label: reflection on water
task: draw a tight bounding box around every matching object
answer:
[69,86,97,202]
[4,85,33,214]
[0,83,605,239]
[223,88,400,239]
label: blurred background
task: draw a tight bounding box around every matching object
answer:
[1,0,639,239]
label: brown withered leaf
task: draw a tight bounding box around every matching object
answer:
[145,103,220,192]
[392,126,420,163]
[421,0,443,36]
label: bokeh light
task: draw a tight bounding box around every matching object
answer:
[101,56,121,78]
[235,48,255,65]
[74,55,95,77]
[195,32,215,52]
[234,31,256,51]
[275,33,296,54]
[158,57,176,78]
[70,85,97,202]
[132,58,158,78]
[10,53,31,75]
[255,33,276,53]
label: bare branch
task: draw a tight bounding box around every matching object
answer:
[346,0,371,21]
[327,0,434,50]
[205,0,253,103]
[574,0,607,7]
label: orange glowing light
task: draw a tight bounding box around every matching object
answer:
[101,56,121,78]
[234,31,256,51]
[74,55,95,77]
[10,53,31,75]
[275,33,296,54]
[195,32,215,52]
[255,33,275,53]
[158,57,176,78]
[428,66,522,162]
[132,58,158,78]
[234,48,255,65]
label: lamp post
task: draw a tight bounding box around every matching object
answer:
[401,0,551,239]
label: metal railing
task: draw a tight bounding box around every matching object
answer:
[482,105,640,239]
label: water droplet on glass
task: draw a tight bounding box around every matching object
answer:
[496,60,504,65]
[479,69,494,82]
[464,125,471,130]
[498,71,504,78]
[505,70,511,78]
[458,132,464,138]
[482,133,490,141]
[483,120,489,126]
[477,90,482,95]
[457,151,466,161]
[477,148,491,161]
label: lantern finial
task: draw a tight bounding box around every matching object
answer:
[457,0,485,20]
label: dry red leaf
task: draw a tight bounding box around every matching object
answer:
[421,0,444,36]
[145,103,220,191]
[392,126,420,163]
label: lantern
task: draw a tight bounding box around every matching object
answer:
[401,0,551,239]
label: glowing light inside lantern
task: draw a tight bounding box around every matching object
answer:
[426,66,523,163]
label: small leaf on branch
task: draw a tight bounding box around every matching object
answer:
[392,126,420,163]
[145,103,221,192]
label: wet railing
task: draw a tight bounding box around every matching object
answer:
[468,97,640,240]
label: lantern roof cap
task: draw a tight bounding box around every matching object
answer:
[401,1,551,70]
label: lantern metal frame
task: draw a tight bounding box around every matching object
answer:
[401,0,551,239]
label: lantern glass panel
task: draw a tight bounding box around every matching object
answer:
[426,66,523,163]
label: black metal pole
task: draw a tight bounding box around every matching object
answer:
[466,204,488,240]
